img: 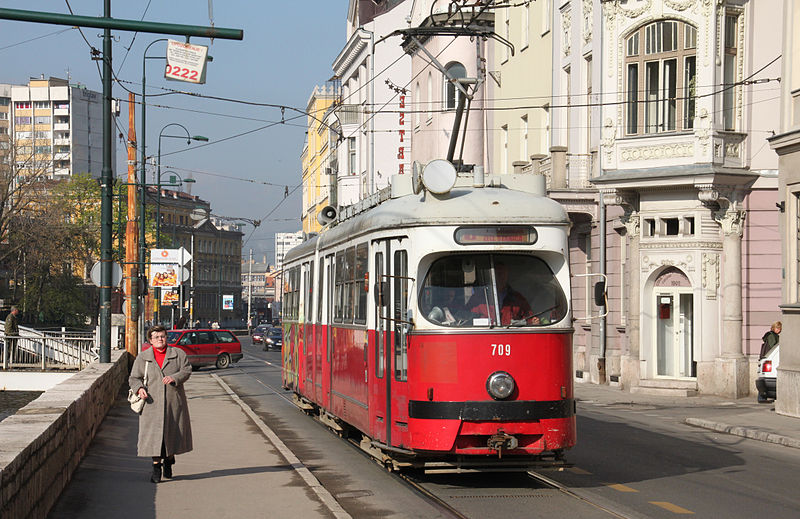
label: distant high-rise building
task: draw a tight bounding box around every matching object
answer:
[10,77,110,179]
[274,231,303,270]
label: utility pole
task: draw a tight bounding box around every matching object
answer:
[0,6,243,363]
[125,92,139,356]
[247,248,253,331]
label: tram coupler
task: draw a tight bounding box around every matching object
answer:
[487,430,518,457]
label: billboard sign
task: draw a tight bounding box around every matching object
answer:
[150,249,180,288]
[223,294,234,311]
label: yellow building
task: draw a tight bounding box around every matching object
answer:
[488,1,552,175]
[301,84,340,234]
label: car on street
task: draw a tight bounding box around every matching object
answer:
[251,324,271,345]
[756,343,779,402]
[264,327,283,351]
[151,329,244,369]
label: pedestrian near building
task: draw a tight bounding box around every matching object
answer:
[4,306,20,363]
[760,321,781,359]
[128,325,193,483]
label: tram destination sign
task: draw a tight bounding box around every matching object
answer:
[165,39,208,84]
[454,225,537,245]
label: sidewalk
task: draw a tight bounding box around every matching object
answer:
[575,382,800,449]
[48,372,350,519]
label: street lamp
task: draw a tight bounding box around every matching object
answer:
[156,123,208,248]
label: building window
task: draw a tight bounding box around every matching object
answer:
[523,3,530,49]
[504,16,511,62]
[501,125,508,174]
[520,115,528,161]
[348,137,356,175]
[542,0,551,34]
[444,62,466,111]
[33,101,49,109]
[15,102,31,109]
[414,82,420,128]
[723,13,739,131]
[14,116,31,125]
[625,20,697,135]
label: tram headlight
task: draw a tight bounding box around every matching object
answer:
[486,371,515,400]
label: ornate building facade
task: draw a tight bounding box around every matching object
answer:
[589,0,782,397]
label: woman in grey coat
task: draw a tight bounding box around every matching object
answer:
[129,325,193,483]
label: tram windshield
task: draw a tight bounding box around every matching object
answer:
[419,254,568,328]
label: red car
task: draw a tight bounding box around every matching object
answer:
[144,329,244,369]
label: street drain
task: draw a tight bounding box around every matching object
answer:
[335,490,374,499]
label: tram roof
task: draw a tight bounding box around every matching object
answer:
[285,187,569,263]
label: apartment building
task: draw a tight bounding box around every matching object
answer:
[301,84,340,234]
[275,231,304,270]
[10,76,110,179]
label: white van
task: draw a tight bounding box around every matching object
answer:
[756,345,779,402]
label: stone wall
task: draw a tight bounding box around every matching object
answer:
[0,349,130,519]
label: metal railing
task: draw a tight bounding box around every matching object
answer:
[1,330,98,370]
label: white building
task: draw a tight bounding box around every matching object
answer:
[10,77,109,179]
[275,231,304,270]
[328,0,413,208]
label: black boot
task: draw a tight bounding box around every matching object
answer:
[151,461,162,483]
[163,456,175,479]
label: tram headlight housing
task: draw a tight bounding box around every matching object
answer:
[486,371,515,400]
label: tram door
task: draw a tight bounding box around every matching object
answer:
[302,262,314,394]
[314,261,325,404]
[372,239,409,446]
[324,254,335,409]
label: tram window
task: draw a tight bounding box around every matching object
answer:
[317,261,324,323]
[354,243,368,324]
[306,261,314,324]
[344,247,356,322]
[375,251,385,378]
[334,251,345,323]
[419,254,568,327]
[394,250,408,381]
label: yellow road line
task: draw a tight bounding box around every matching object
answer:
[650,501,694,514]
[568,467,592,475]
[607,483,638,493]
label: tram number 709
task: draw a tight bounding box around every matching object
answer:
[491,344,511,356]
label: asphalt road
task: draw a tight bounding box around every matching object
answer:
[226,338,615,518]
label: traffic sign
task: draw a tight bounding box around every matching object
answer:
[178,246,192,265]
[90,262,123,288]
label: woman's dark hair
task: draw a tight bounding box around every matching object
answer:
[147,325,167,341]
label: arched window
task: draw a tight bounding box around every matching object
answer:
[624,20,697,135]
[444,62,467,110]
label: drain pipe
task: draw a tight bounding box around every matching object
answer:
[598,193,607,383]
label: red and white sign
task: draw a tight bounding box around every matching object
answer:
[165,39,208,84]
[397,93,409,174]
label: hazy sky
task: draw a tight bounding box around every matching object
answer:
[0,0,349,263]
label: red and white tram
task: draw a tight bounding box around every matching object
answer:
[281,162,575,472]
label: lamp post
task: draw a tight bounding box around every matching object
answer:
[156,123,208,247]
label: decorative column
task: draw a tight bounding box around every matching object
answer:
[604,190,641,388]
[621,208,641,387]
[702,185,749,397]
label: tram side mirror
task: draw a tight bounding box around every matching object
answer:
[593,281,606,307]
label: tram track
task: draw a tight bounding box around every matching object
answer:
[231,351,627,518]
[231,352,468,518]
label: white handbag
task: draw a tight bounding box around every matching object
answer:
[128,360,150,414]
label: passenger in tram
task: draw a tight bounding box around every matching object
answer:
[467,262,533,326]
[425,287,469,325]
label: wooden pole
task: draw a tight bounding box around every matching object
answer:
[125,92,140,356]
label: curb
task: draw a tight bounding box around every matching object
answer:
[684,418,800,449]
